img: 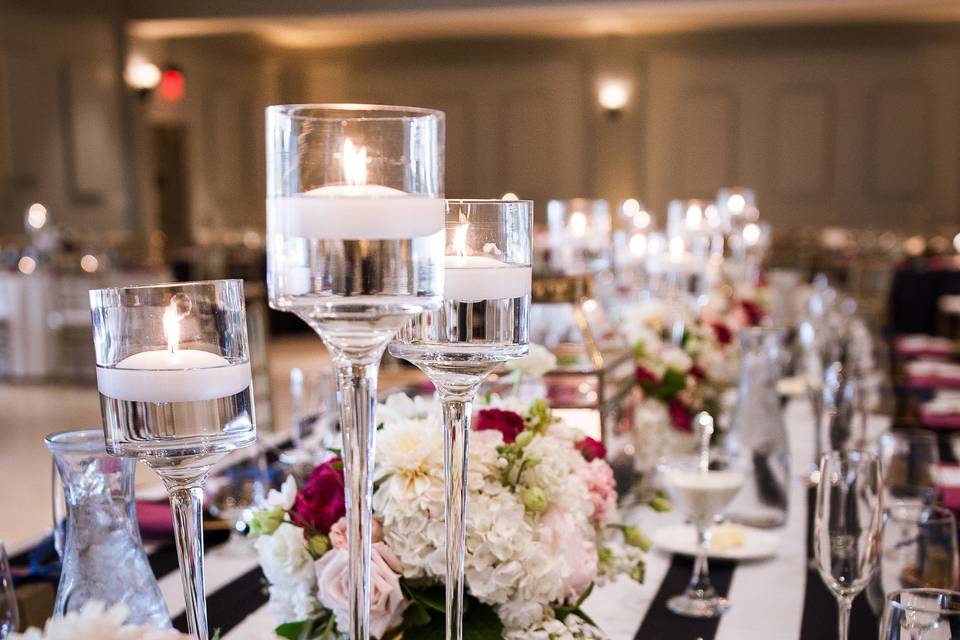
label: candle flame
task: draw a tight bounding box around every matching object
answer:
[453,223,470,257]
[568,211,587,238]
[669,236,685,262]
[685,204,703,230]
[163,301,180,354]
[342,138,367,186]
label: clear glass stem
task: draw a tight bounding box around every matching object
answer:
[687,522,716,600]
[441,397,472,640]
[836,596,852,640]
[331,349,385,640]
[167,485,208,640]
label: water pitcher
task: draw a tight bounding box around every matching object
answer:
[725,328,790,528]
[46,429,170,627]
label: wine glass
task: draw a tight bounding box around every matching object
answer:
[881,505,960,594]
[0,541,17,638]
[814,450,884,640]
[266,104,444,640]
[389,199,532,639]
[880,431,940,509]
[881,588,960,639]
[90,280,256,639]
[658,417,745,618]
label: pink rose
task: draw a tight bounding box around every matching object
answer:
[292,458,346,536]
[474,408,525,443]
[538,507,597,600]
[329,516,383,550]
[576,436,607,462]
[579,458,618,525]
[314,544,407,639]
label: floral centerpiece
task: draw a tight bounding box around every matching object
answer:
[250,394,650,639]
[619,299,740,466]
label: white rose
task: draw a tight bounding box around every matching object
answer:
[507,343,557,376]
[256,523,315,588]
[661,347,693,373]
[314,545,408,639]
[264,475,297,510]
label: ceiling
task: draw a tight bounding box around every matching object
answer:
[127,0,960,48]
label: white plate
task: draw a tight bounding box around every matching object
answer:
[651,523,780,561]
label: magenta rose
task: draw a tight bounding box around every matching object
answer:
[668,399,693,432]
[635,366,658,391]
[711,322,733,346]
[576,436,607,462]
[689,365,706,381]
[740,300,764,326]
[292,457,346,536]
[475,408,525,443]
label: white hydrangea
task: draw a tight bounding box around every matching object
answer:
[503,614,607,640]
[507,343,558,376]
[10,602,190,640]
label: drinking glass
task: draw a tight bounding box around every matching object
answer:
[90,280,256,639]
[0,541,17,638]
[658,452,746,617]
[266,104,444,640]
[882,505,960,593]
[880,431,940,509]
[814,450,884,640]
[390,199,531,639]
[881,588,960,639]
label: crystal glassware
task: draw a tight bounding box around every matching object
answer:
[658,421,746,618]
[90,280,256,639]
[881,505,960,593]
[46,429,171,627]
[881,588,960,639]
[0,541,18,639]
[266,104,444,640]
[390,199,532,639]
[814,450,884,640]
[880,431,940,510]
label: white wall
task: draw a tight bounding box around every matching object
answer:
[0,9,130,239]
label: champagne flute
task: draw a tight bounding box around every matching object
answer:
[266,104,444,640]
[90,280,256,639]
[881,588,960,639]
[390,199,532,639]
[814,450,884,640]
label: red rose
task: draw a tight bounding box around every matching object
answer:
[475,408,525,443]
[711,322,733,346]
[292,457,346,536]
[635,366,658,391]
[668,399,693,433]
[576,436,607,462]
[740,300,764,326]
[689,365,706,381]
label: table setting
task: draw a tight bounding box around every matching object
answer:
[3,102,960,640]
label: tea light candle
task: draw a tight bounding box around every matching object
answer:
[444,255,531,302]
[96,301,252,403]
[267,139,444,240]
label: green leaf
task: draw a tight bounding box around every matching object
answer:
[402,582,447,613]
[461,599,503,640]
[655,368,687,401]
[274,613,332,640]
[403,602,433,627]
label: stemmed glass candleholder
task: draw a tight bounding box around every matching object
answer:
[89,280,256,639]
[266,104,445,640]
[390,199,532,639]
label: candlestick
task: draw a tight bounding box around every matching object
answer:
[443,256,531,301]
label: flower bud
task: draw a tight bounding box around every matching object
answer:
[630,559,646,583]
[623,525,652,552]
[247,507,284,537]
[522,486,548,513]
[514,430,534,448]
[307,533,331,557]
[649,496,672,512]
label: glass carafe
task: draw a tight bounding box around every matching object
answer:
[45,429,170,627]
[725,328,791,528]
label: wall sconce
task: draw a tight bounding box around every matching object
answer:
[124,56,161,98]
[597,79,630,117]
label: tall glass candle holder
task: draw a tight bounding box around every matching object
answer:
[546,198,611,274]
[89,280,255,639]
[390,199,531,640]
[266,104,445,640]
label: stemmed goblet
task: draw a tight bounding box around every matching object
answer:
[89,280,256,639]
[390,199,532,639]
[266,104,445,640]
[814,450,884,640]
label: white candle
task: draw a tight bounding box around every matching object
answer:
[97,351,252,403]
[267,138,444,240]
[443,255,531,302]
[95,300,251,403]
